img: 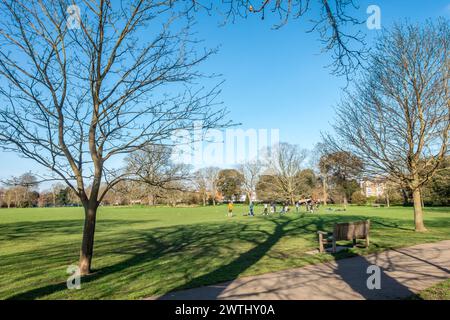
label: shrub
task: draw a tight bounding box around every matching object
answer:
[351,191,367,205]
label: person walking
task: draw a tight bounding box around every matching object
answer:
[280,203,285,215]
[227,201,234,217]
[249,201,255,216]
[263,203,269,215]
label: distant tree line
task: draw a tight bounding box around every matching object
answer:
[2,151,448,209]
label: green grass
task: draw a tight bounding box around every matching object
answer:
[408,279,450,300]
[0,204,449,300]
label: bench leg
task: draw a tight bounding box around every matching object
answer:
[318,233,324,253]
[353,238,357,247]
[366,235,370,248]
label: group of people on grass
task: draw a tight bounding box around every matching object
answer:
[227,200,320,217]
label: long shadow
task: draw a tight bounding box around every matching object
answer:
[156,217,310,300]
[0,219,158,241]
[6,219,277,300]
[5,223,221,300]
[6,212,449,300]
[391,248,450,274]
[371,220,412,231]
[4,214,353,299]
[333,255,415,299]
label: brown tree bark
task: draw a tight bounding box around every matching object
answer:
[412,188,427,232]
[79,204,98,275]
[322,177,328,206]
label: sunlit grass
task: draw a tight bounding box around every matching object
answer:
[0,204,449,299]
[409,279,450,300]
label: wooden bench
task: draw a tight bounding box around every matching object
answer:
[317,220,370,253]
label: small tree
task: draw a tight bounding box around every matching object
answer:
[319,151,362,208]
[351,191,367,206]
[256,174,282,203]
[295,169,318,198]
[217,169,244,201]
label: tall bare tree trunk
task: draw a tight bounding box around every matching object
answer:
[386,193,390,208]
[322,177,328,206]
[79,204,98,275]
[420,188,424,209]
[412,188,427,232]
[343,195,348,209]
[401,189,409,206]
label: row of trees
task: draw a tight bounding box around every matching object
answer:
[4,148,448,209]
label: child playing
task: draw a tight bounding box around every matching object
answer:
[227,201,234,217]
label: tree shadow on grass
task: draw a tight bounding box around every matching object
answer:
[157,217,298,299]
[0,219,159,242]
[6,216,311,300]
[4,213,449,300]
[1,214,386,299]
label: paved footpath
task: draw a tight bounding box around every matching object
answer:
[152,240,450,300]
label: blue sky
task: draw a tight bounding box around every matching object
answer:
[0,0,449,184]
[192,0,450,148]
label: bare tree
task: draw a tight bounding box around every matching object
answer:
[324,20,449,231]
[3,189,13,208]
[311,143,329,205]
[51,183,66,207]
[193,169,208,206]
[238,160,263,203]
[3,172,39,207]
[204,166,221,205]
[264,143,308,205]
[126,145,194,207]
[0,0,228,274]
[126,145,192,189]
[193,166,221,206]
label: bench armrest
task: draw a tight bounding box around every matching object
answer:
[317,231,329,235]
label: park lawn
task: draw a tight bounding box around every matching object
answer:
[0,205,449,300]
